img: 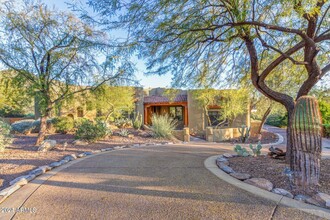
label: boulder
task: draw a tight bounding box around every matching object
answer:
[223,153,233,158]
[306,197,323,207]
[39,165,52,172]
[217,160,229,166]
[77,153,86,158]
[244,178,273,191]
[63,155,75,162]
[230,172,251,181]
[313,193,330,207]
[294,194,310,202]
[38,140,57,152]
[219,164,234,174]
[272,188,294,199]
[9,175,34,186]
[216,156,228,163]
[49,161,62,168]
[29,168,44,177]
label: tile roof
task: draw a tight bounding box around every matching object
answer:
[144,95,187,104]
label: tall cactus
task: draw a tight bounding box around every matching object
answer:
[291,96,322,192]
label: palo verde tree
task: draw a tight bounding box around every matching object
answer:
[84,0,330,191]
[0,1,134,145]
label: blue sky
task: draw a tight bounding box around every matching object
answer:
[43,0,172,88]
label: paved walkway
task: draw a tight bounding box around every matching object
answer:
[1,143,320,220]
[264,125,330,158]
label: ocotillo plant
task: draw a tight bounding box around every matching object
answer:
[291,96,322,192]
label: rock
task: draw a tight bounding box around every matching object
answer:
[63,155,75,162]
[29,168,43,177]
[38,140,57,152]
[294,194,310,202]
[73,140,88,145]
[59,159,69,165]
[217,160,229,166]
[49,161,62,168]
[0,195,5,203]
[272,188,294,199]
[244,178,273,191]
[84,152,93,156]
[10,176,28,186]
[230,172,251,180]
[306,197,323,207]
[70,154,77,159]
[128,134,134,138]
[219,164,234,174]
[326,200,330,208]
[0,184,21,197]
[216,156,228,163]
[313,193,330,207]
[77,153,86,158]
[113,146,122,150]
[39,165,52,172]
[223,153,233,158]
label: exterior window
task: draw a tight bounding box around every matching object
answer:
[77,107,84,117]
[169,106,183,121]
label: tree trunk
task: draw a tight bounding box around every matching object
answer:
[257,106,272,134]
[35,115,48,146]
[290,96,322,192]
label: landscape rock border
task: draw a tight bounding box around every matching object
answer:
[205,155,330,219]
[0,141,173,205]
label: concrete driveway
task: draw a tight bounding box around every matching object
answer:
[1,143,321,220]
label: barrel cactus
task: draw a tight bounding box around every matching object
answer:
[291,96,322,192]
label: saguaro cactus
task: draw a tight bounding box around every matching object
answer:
[291,96,322,192]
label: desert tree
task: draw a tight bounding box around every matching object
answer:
[0,0,134,145]
[83,0,330,191]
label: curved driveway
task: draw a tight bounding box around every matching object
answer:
[3,143,321,220]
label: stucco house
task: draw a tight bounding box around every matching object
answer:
[134,87,251,139]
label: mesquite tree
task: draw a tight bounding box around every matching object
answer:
[0,1,133,145]
[84,1,330,166]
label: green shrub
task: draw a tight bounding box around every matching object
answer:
[118,128,130,137]
[74,118,89,128]
[75,120,111,142]
[0,120,12,151]
[150,114,176,139]
[132,113,143,130]
[11,119,35,134]
[53,116,74,134]
[115,118,132,128]
[320,101,330,124]
[266,114,288,128]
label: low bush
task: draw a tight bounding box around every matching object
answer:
[11,119,35,134]
[75,120,111,142]
[118,128,130,137]
[132,113,142,130]
[150,114,176,139]
[115,118,132,128]
[266,114,288,128]
[74,117,89,128]
[53,116,74,134]
[0,120,12,151]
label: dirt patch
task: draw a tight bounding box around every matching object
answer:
[0,128,172,191]
[228,156,330,196]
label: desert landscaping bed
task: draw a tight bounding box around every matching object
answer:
[228,156,330,196]
[0,128,171,191]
